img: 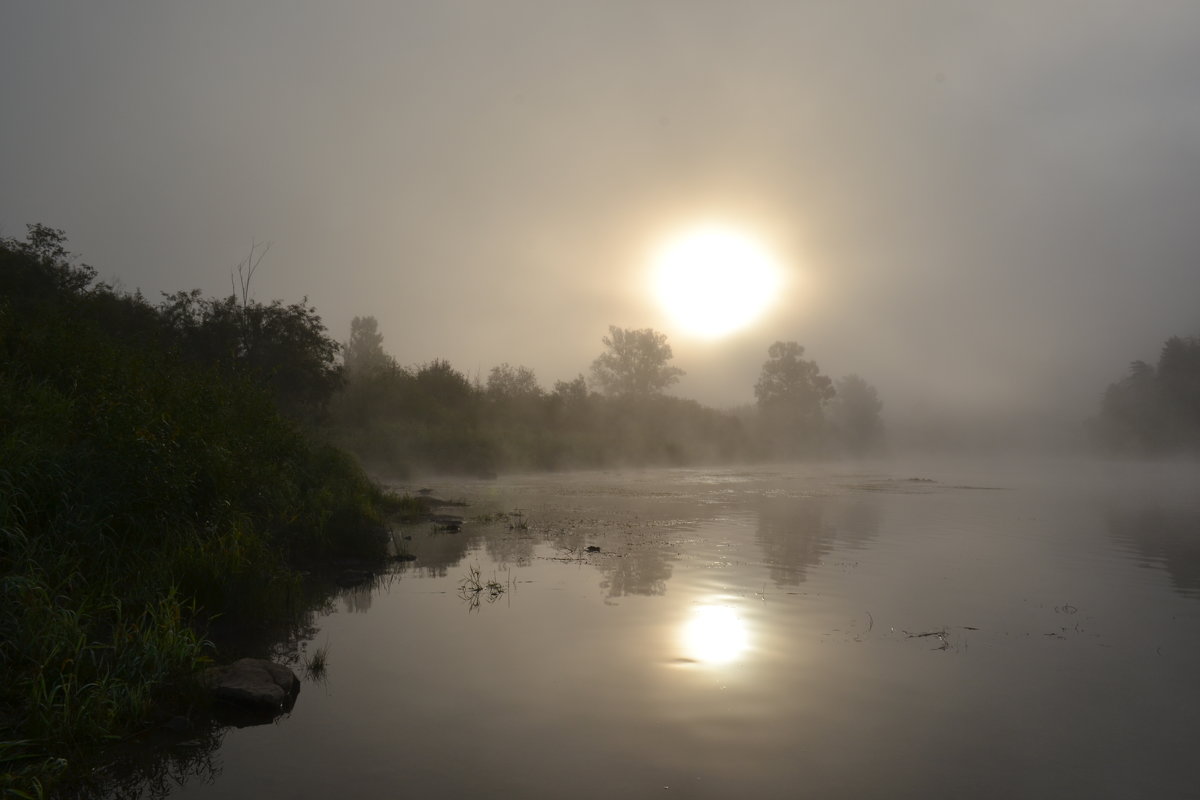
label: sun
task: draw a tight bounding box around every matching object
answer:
[680,604,749,664]
[650,224,783,339]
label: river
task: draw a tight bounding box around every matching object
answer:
[124,457,1200,799]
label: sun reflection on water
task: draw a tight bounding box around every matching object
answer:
[680,604,749,665]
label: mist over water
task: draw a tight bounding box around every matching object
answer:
[152,457,1200,800]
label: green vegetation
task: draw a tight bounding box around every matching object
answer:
[754,340,838,456]
[1093,334,1200,452]
[329,322,885,476]
[0,226,403,794]
[827,375,886,457]
[589,325,685,398]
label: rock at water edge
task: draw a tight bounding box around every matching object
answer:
[205,658,300,711]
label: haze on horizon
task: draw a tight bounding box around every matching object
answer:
[4,1,1199,440]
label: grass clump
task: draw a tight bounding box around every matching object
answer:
[304,643,330,680]
[457,565,506,611]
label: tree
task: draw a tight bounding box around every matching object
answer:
[344,316,394,378]
[485,363,543,431]
[828,374,884,455]
[486,363,542,400]
[413,359,477,418]
[1098,360,1164,450]
[754,341,835,412]
[589,326,684,398]
[548,374,592,433]
[1096,337,1200,451]
[0,223,99,300]
[158,289,343,423]
[1157,335,1200,425]
[553,374,589,405]
[754,341,834,454]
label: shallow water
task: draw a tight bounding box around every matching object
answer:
[155,458,1199,799]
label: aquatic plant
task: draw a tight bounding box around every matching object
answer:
[305,643,330,680]
[458,565,506,611]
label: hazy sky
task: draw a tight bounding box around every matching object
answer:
[4,1,1199,425]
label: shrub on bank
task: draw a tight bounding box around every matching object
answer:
[0,227,395,793]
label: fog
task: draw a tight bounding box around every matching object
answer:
[4,1,1199,441]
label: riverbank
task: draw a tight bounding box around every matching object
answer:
[0,229,426,796]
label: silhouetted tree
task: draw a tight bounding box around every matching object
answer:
[1157,335,1200,436]
[1097,334,1200,452]
[544,374,597,458]
[486,363,542,400]
[344,316,394,378]
[485,362,542,423]
[330,316,412,436]
[158,289,342,423]
[828,374,884,455]
[754,341,834,455]
[0,223,99,302]
[590,325,684,398]
[412,359,476,414]
[1098,360,1164,450]
[323,324,755,473]
[553,374,589,405]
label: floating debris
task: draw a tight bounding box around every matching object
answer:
[430,514,464,533]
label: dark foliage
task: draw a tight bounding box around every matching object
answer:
[590,325,684,398]
[158,289,343,424]
[1095,335,1200,452]
[828,374,885,456]
[0,226,397,794]
[327,323,753,474]
[754,341,836,455]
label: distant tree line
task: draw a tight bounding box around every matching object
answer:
[327,319,885,476]
[1093,334,1200,452]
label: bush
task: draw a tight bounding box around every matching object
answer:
[0,227,396,792]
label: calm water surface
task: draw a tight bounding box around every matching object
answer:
[159,458,1199,799]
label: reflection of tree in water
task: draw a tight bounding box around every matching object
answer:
[755,494,880,587]
[394,526,487,578]
[485,532,536,568]
[1109,506,1200,600]
[69,720,225,800]
[597,539,677,598]
[341,582,376,613]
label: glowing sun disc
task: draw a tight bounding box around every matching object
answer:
[652,226,782,338]
[681,605,749,664]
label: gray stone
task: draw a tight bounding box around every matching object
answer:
[204,658,300,711]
